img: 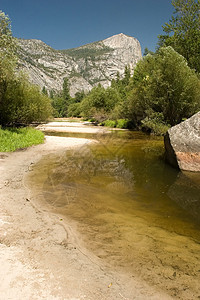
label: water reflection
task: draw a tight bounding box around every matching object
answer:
[29,131,200,299]
[168,172,200,223]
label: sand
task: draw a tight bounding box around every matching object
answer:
[0,132,172,299]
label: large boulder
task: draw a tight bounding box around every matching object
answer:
[164,112,200,172]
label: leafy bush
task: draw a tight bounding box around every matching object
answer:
[67,103,81,117]
[141,110,170,135]
[0,11,52,126]
[80,85,120,119]
[116,119,130,129]
[101,119,134,129]
[126,47,200,127]
[0,73,52,125]
[101,120,117,127]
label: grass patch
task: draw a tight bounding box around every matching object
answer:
[0,127,45,152]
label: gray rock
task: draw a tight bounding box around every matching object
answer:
[164,112,200,172]
[17,33,142,96]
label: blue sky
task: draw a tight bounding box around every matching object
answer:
[1,0,174,53]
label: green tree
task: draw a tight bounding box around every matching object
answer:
[0,72,52,125]
[80,85,120,121]
[0,11,17,105]
[61,77,71,116]
[62,77,70,100]
[126,47,200,131]
[52,78,71,117]
[42,86,48,96]
[0,10,52,126]
[143,47,154,56]
[158,0,200,72]
[121,65,131,86]
[67,103,81,117]
[73,91,85,103]
[67,91,85,117]
[51,96,65,117]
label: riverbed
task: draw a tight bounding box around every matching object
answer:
[28,127,200,299]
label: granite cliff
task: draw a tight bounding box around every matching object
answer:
[17,33,142,96]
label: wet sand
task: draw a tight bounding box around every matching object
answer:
[0,132,172,299]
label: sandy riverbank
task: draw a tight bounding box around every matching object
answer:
[0,133,172,299]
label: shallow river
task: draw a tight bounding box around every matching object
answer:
[29,131,200,299]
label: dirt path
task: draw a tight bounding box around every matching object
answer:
[0,134,172,299]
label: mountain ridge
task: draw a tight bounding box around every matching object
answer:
[18,33,142,96]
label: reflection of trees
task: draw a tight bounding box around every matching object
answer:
[42,144,135,206]
[122,140,179,196]
[41,133,200,229]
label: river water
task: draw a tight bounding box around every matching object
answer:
[29,131,200,299]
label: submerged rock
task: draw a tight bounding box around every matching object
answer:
[164,112,200,172]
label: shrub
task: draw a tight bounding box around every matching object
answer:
[67,103,81,117]
[127,47,200,127]
[80,85,120,119]
[0,73,52,126]
[116,119,130,129]
[101,120,117,127]
[141,110,170,135]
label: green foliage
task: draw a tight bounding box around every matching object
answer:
[0,127,44,152]
[101,120,117,127]
[67,103,81,117]
[141,110,170,135]
[116,119,130,129]
[101,119,132,129]
[126,47,200,128]
[121,65,131,86]
[50,77,72,117]
[143,47,154,56]
[61,42,113,60]
[0,11,18,104]
[62,77,70,100]
[0,72,52,126]
[0,10,52,126]
[51,96,65,117]
[73,91,86,103]
[0,10,17,64]
[158,0,200,72]
[80,85,120,120]
[42,86,48,95]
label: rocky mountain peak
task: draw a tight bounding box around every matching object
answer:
[18,33,142,96]
[103,33,139,49]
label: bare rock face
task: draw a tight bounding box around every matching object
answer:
[17,33,142,96]
[164,112,200,172]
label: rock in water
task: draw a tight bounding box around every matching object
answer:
[164,112,200,172]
